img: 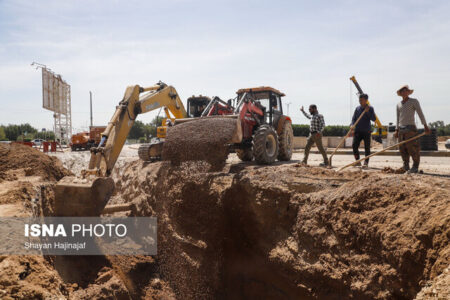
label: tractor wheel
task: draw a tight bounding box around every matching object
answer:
[253,125,279,164]
[236,147,253,161]
[278,121,293,161]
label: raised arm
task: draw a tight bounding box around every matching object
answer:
[301,109,311,119]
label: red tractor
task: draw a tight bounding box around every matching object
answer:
[231,87,294,164]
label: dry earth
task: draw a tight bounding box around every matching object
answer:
[0,143,448,299]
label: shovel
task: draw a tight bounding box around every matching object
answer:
[337,132,426,172]
[328,109,367,167]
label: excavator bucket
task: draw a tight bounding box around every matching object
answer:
[53,176,115,216]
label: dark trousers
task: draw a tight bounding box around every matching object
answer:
[353,131,371,162]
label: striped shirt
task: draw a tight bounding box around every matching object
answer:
[302,111,325,133]
[396,97,426,128]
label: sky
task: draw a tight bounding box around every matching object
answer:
[0,0,449,133]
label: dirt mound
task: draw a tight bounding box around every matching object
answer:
[0,256,68,299]
[382,166,406,174]
[414,265,450,299]
[162,118,237,170]
[0,143,71,181]
[112,161,449,299]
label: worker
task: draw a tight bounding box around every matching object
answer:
[300,105,328,166]
[350,94,376,169]
[394,85,431,173]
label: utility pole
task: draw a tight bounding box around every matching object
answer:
[286,102,292,115]
[90,91,93,127]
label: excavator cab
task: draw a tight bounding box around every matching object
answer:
[187,96,211,118]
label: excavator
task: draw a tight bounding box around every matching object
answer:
[53,83,292,217]
[350,76,387,142]
[54,82,211,216]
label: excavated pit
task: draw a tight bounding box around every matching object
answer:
[110,161,449,299]
[162,118,238,170]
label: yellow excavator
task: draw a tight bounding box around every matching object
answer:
[137,94,212,161]
[54,82,191,216]
[350,76,387,142]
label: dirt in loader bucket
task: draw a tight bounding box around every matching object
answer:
[162,117,240,171]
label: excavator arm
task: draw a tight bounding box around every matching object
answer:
[88,82,187,177]
[54,82,187,216]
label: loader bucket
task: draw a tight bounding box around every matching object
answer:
[162,116,242,168]
[53,176,115,216]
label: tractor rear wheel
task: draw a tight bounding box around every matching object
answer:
[278,121,293,161]
[236,147,253,161]
[253,125,279,164]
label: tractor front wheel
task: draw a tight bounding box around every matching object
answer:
[253,125,279,164]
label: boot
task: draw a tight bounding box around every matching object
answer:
[407,166,418,174]
[362,160,369,169]
[402,162,410,171]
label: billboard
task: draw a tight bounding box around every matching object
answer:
[42,68,69,115]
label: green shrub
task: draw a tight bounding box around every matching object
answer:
[292,124,350,136]
[138,137,146,143]
[323,125,350,136]
[292,124,310,136]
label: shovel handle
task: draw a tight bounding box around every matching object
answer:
[329,109,367,163]
[337,132,426,172]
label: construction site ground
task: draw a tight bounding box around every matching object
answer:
[48,145,450,177]
[0,143,449,299]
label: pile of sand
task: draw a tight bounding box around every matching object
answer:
[0,256,67,299]
[111,160,449,299]
[162,118,237,170]
[0,143,71,181]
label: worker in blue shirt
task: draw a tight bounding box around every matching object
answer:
[350,94,376,168]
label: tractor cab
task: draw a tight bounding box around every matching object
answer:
[186,95,211,118]
[236,86,286,127]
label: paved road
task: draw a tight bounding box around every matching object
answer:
[228,152,450,177]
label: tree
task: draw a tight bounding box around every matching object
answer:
[128,120,146,140]
[151,116,164,127]
[428,121,450,136]
[429,120,445,129]
[0,126,7,141]
[35,131,56,140]
[3,124,36,141]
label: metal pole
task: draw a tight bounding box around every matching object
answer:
[286,102,292,115]
[90,91,93,127]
